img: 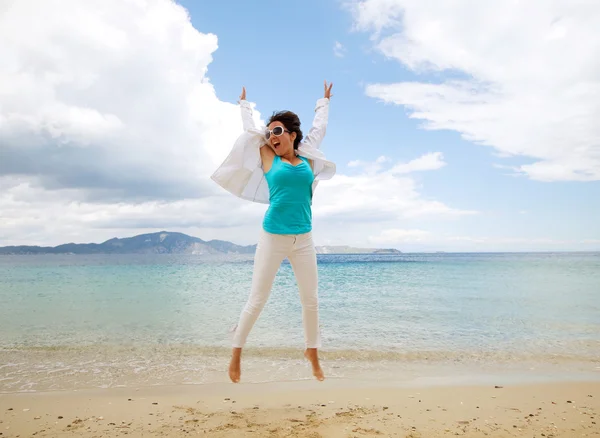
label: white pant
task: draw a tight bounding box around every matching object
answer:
[232,230,321,349]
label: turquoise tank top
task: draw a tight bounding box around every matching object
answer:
[263,155,314,235]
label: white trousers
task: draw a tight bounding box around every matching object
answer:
[232,230,321,349]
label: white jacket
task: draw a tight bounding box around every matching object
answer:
[210,97,336,204]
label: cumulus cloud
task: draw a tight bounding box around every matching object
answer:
[314,170,476,222]
[348,152,446,175]
[348,155,389,174]
[0,0,267,245]
[333,41,347,58]
[0,176,267,246]
[0,0,242,202]
[390,152,446,174]
[351,0,600,182]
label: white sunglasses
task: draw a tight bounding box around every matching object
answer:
[265,126,291,140]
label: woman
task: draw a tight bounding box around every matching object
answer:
[211,81,336,383]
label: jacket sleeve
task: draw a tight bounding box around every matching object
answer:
[239,100,257,131]
[301,98,329,150]
[210,130,269,204]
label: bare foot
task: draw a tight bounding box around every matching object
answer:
[304,348,325,381]
[229,348,242,383]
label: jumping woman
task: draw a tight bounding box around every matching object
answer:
[211,81,336,383]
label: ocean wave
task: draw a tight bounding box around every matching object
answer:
[2,343,599,363]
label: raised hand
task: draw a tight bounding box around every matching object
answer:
[239,86,246,102]
[324,81,333,99]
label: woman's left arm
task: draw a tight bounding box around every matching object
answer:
[302,81,333,150]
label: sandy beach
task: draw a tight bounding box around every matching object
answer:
[1,379,598,437]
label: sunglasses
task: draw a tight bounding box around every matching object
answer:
[265,126,291,140]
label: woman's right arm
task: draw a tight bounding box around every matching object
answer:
[239,87,275,172]
[239,87,256,131]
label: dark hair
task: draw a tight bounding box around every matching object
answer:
[267,111,303,149]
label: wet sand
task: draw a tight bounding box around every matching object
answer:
[1,380,598,437]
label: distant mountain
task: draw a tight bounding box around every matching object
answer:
[0,231,256,255]
[0,232,401,255]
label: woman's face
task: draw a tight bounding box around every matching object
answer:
[266,121,296,156]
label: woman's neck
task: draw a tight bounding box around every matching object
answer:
[281,150,296,162]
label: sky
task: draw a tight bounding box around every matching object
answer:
[0,0,599,252]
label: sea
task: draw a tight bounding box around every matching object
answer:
[1,252,599,393]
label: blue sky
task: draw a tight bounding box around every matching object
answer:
[0,0,598,251]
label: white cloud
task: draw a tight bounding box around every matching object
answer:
[368,228,432,245]
[0,176,267,246]
[390,152,446,174]
[348,155,389,174]
[0,0,269,246]
[333,41,347,58]
[0,165,474,247]
[352,0,600,182]
[314,169,476,222]
[351,0,405,35]
[348,152,446,175]
[0,0,245,202]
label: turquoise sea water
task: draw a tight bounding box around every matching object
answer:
[1,252,599,392]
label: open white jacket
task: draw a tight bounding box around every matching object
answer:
[210,97,336,204]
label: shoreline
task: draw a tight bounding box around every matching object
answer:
[1,379,598,437]
[2,352,599,395]
[2,344,599,394]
